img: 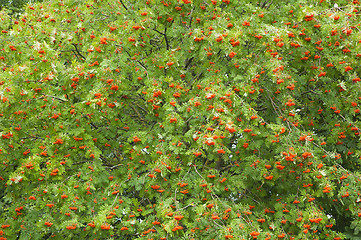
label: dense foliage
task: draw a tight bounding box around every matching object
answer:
[0,0,43,14]
[1,0,361,239]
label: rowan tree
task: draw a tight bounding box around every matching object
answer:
[1,0,361,239]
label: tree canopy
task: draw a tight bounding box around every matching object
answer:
[1,0,361,239]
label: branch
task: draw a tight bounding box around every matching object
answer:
[188,6,195,28]
[71,43,86,60]
[130,104,146,122]
[119,46,147,70]
[136,59,147,71]
[134,102,148,113]
[184,57,194,70]
[104,163,123,169]
[164,27,170,50]
[152,28,170,50]
[118,0,128,11]
[260,0,271,8]
[21,134,45,140]
[39,95,68,102]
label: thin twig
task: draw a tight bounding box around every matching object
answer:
[118,0,128,11]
